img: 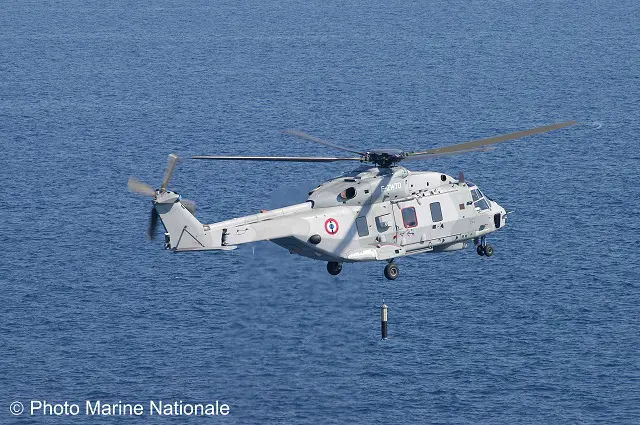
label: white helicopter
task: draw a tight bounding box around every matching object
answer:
[129,121,577,280]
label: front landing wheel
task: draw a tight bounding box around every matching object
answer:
[327,261,342,275]
[477,245,486,256]
[384,263,400,280]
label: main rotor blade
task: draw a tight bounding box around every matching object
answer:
[402,146,495,161]
[407,121,579,157]
[192,155,363,163]
[282,129,366,156]
[161,153,180,191]
[128,176,156,197]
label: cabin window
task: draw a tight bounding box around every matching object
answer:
[471,189,480,202]
[430,202,443,222]
[375,214,391,232]
[356,216,369,237]
[340,187,357,200]
[402,207,418,228]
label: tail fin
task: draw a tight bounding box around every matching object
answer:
[154,191,208,250]
[129,153,232,251]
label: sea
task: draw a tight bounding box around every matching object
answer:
[1,1,639,423]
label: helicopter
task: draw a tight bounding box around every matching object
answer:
[128,121,577,280]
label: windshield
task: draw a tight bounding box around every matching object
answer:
[470,187,490,211]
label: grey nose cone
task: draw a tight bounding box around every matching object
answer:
[309,234,322,245]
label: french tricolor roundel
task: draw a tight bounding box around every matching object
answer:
[324,218,339,235]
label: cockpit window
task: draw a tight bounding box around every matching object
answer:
[340,187,357,200]
[475,198,490,211]
[471,187,490,210]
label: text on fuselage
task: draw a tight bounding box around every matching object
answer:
[381,182,402,192]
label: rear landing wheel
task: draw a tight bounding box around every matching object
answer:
[327,261,342,276]
[384,263,399,280]
[484,244,494,257]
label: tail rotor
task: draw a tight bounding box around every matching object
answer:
[148,208,160,240]
[128,153,196,240]
[161,153,180,191]
[127,176,156,197]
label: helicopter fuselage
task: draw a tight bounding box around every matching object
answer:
[157,166,507,267]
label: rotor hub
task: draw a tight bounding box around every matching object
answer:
[365,149,406,168]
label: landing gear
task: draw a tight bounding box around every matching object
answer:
[476,236,494,257]
[484,244,494,257]
[327,261,342,276]
[384,262,400,280]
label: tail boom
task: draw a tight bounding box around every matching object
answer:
[156,193,313,252]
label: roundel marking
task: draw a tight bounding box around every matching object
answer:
[324,218,339,235]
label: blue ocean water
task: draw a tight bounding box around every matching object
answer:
[1,0,639,423]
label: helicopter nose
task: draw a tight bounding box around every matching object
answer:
[491,202,508,229]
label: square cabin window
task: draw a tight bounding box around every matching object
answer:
[430,202,443,222]
[356,216,369,237]
[402,207,418,228]
[375,214,391,232]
